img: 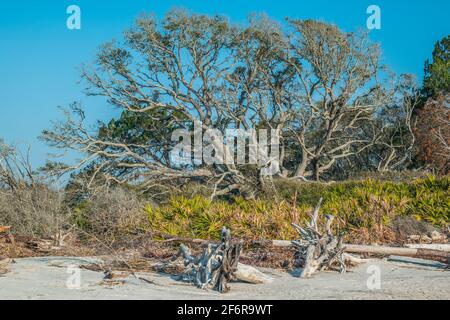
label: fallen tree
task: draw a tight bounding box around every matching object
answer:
[252,240,450,265]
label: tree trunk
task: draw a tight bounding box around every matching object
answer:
[311,158,320,181]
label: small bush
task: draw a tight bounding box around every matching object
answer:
[72,188,150,244]
[0,185,69,238]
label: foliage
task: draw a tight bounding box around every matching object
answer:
[423,35,450,98]
[143,176,449,243]
[415,94,450,174]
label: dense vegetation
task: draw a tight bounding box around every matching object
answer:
[143,176,449,242]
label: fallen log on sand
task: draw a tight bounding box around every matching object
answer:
[233,263,274,284]
[176,226,272,293]
[344,244,450,264]
[405,244,450,252]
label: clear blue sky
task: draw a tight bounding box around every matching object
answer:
[0,0,449,168]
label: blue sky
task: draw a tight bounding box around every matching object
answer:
[0,0,449,168]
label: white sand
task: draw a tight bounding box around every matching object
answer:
[0,256,448,300]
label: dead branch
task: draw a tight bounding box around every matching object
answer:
[291,197,348,277]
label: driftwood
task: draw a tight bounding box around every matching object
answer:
[233,263,274,284]
[405,244,450,252]
[291,198,347,278]
[176,227,273,292]
[342,253,376,264]
[344,244,450,264]
[176,226,242,293]
[249,238,450,266]
[161,237,450,266]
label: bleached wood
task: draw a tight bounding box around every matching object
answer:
[293,198,346,278]
[176,227,242,293]
[233,263,274,284]
[344,244,450,263]
[342,253,376,264]
[405,244,450,252]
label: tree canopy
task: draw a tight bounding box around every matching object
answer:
[424,35,450,98]
[41,10,421,198]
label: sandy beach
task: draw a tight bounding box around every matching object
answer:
[0,256,448,300]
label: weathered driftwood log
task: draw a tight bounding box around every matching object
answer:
[405,244,450,252]
[176,227,273,292]
[164,236,450,266]
[344,244,450,264]
[291,198,347,278]
[342,253,377,264]
[233,263,274,284]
